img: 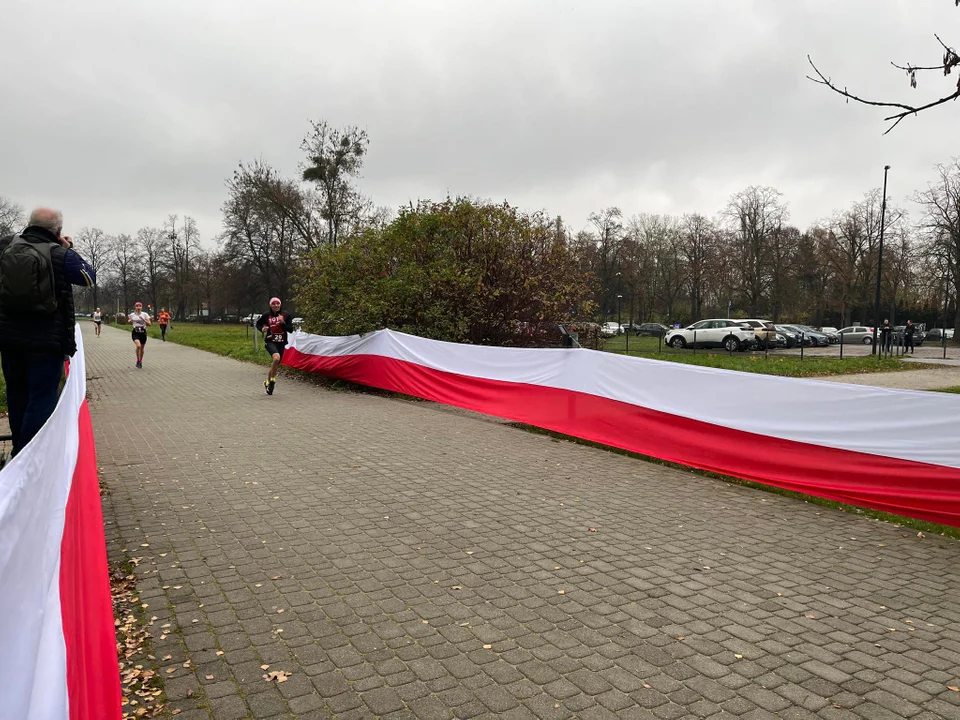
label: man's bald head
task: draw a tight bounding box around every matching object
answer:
[28,208,63,237]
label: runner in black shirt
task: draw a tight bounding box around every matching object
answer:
[255,297,294,395]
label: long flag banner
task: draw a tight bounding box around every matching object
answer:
[285,329,960,528]
[0,325,122,719]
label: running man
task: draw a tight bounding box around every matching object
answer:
[158,307,171,341]
[255,297,294,395]
[129,302,152,368]
[92,307,103,337]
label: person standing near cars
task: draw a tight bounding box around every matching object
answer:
[256,297,293,395]
[0,208,96,456]
[903,320,916,354]
[158,307,171,341]
[129,302,151,368]
[880,319,893,354]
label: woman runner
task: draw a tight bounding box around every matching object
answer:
[129,302,152,368]
[92,307,102,337]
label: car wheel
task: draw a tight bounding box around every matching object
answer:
[670,336,686,349]
[863,336,872,345]
[723,336,740,352]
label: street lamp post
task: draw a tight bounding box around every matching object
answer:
[872,164,891,355]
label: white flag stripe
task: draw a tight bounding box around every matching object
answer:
[290,329,960,470]
[0,326,86,720]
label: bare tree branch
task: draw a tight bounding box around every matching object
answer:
[807,55,960,134]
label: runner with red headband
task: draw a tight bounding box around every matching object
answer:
[129,302,152,369]
[255,297,293,395]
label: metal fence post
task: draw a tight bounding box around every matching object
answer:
[800,333,804,360]
[693,329,697,354]
[839,336,843,359]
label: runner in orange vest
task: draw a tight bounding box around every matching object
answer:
[158,308,171,341]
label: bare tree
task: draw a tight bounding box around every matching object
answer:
[138,226,170,316]
[111,233,144,315]
[166,215,201,320]
[768,225,801,322]
[915,159,960,338]
[678,214,716,320]
[589,207,624,319]
[301,121,370,247]
[74,227,111,309]
[725,186,788,317]
[807,2,959,133]
[222,161,315,300]
[0,195,24,237]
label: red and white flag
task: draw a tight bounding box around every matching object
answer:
[286,329,960,528]
[0,326,122,719]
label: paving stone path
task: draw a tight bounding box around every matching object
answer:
[88,323,960,719]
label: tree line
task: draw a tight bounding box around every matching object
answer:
[1,121,958,339]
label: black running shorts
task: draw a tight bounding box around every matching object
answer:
[132,330,147,345]
[265,342,285,359]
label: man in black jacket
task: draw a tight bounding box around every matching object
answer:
[255,297,294,395]
[0,208,96,455]
[904,320,916,354]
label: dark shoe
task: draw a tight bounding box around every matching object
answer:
[136,360,142,369]
[264,380,273,395]
[268,379,276,395]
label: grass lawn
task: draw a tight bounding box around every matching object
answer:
[146,322,274,365]
[935,386,960,393]
[600,335,908,377]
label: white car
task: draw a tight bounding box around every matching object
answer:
[664,319,755,352]
[600,321,621,338]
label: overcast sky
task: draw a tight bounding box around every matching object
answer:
[2,0,957,245]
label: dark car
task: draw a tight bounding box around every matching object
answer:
[893,325,925,346]
[925,328,953,343]
[635,322,671,337]
[774,325,804,349]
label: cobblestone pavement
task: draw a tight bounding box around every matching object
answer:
[88,324,960,719]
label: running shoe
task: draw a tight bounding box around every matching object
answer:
[264,380,273,395]
[268,378,276,395]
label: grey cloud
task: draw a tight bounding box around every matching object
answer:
[1,0,956,241]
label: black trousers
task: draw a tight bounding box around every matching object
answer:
[1,349,64,456]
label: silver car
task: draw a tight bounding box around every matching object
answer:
[838,326,874,344]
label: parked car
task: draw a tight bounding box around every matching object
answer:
[925,328,954,343]
[635,322,671,337]
[774,325,805,348]
[892,325,925,346]
[739,319,778,349]
[793,325,831,346]
[292,317,304,330]
[664,319,755,352]
[818,327,840,343]
[600,321,621,338]
[838,326,874,344]
[774,332,789,348]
